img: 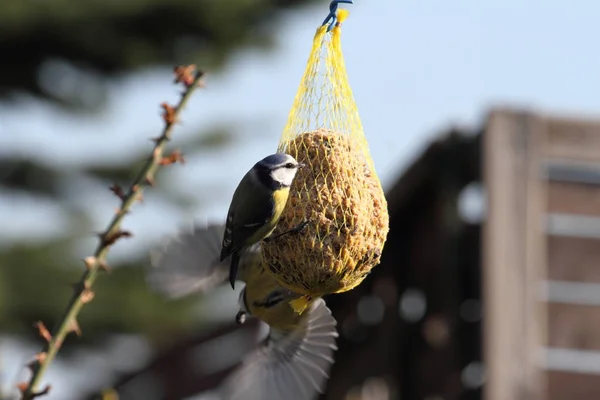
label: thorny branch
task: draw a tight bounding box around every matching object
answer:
[19,65,205,400]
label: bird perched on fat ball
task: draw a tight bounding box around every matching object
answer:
[220,153,307,290]
[147,222,339,400]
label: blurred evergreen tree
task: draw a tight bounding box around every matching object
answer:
[0,0,317,353]
[0,0,317,108]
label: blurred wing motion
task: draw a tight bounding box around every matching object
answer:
[148,222,339,398]
[218,298,339,400]
[147,222,259,299]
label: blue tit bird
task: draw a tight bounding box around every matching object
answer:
[147,222,339,400]
[221,153,306,290]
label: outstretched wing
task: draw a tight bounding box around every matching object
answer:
[147,222,259,299]
[218,299,339,400]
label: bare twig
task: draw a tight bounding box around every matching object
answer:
[19,65,205,400]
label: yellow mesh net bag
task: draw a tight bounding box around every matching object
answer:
[261,7,389,311]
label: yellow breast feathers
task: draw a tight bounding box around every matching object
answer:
[272,187,290,222]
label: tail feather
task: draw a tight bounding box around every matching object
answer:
[229,252,241,290]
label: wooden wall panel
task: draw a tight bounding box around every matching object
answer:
[545,117,600,163]
[547,236,600,283]
[547,371,600,400]
[548,181,600,216]
[548,303,600,351]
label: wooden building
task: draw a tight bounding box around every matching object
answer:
[90,108,600,400]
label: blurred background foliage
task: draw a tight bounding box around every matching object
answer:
[0,0,317,396]
[0,0,315,109]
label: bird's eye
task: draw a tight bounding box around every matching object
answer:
[285,163,294,169]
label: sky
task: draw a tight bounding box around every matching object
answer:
[1,0,599,398]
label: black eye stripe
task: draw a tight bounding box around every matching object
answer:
[270,162,295,171]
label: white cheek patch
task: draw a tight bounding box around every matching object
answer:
[271,167,296,187]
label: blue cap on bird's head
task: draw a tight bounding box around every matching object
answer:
[256,153,304,170]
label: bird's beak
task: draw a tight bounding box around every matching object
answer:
[298,162,306,169]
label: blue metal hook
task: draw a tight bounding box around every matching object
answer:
[321,0,353,32]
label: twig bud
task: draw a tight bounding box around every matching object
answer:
[160,103,177,125]
[18,382,51,399]
[68,319,82,337]
[109,184,126,201]
[83,256,97,270]
[100,230,133,246]
[132,185,144,203]
[80,289,95,304]
[34,322,52,343]
[26,353,48,372]
[173,65,197,87]
[159,150,185,166]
